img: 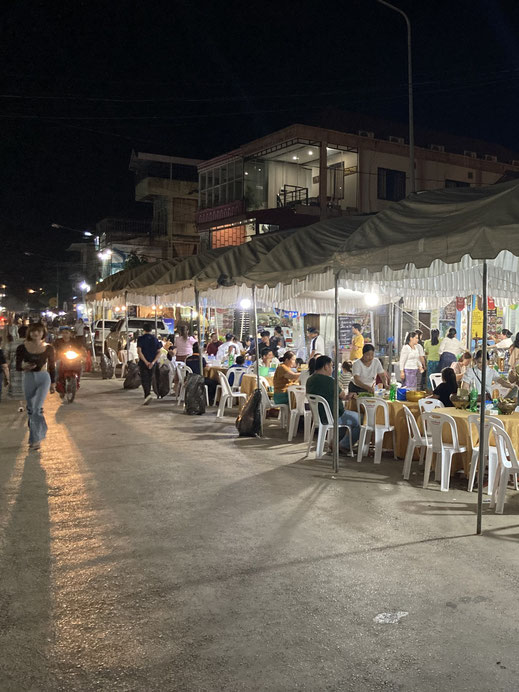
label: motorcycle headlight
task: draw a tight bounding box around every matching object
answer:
[65,350,79,360]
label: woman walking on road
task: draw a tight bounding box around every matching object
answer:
[16,323,55,450]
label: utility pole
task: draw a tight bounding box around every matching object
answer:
[377,0,416,193]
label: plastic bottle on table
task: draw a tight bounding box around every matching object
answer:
[389,372,397,402]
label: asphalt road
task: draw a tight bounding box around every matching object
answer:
[1,375,519,692]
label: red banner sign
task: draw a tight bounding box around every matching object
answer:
[456,297,465,311]
[488,297,495,310]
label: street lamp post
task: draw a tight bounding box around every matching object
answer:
[377,0,416,193]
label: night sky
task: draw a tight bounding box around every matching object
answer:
[1,0,519,301]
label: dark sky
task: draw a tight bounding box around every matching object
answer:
[1,0,519,297]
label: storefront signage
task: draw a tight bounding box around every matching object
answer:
[196,200,245,225]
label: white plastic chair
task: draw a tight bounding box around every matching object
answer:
[227,366,248,392]
[357,398,396,464]
[429,373,443,390]
[306,394,353,459]
[402,405,430,480]
[467,414,506,495]
[419,398,445,414]
[287,386,312,442]
[216,371,247,418]
[421,412,467,491]
[491,427,519,514]
[259,384,289,429]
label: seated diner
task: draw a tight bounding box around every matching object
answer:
[272,351,300,404]
[349,344,388,393]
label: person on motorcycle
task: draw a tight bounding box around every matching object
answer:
[54,326,85,398]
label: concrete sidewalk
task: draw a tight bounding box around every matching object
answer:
[0,376,518,691]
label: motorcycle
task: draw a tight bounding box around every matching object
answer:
[56,349,82,403]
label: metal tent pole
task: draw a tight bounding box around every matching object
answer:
[154,295,158,337]
[388,302,395,377]
[101,299,106,357]
[195,283,203,377]
[252,284,263,436]
[333,272,340,474]
[90,301,97,370]
[125,291,130,365]
[476,262,488,535]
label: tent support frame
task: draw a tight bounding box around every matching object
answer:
[194,283,203,379]
[477,261,488,535]
[333,272,340,474]
[252,284,263,436]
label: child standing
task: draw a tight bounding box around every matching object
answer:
[339,360,353,392]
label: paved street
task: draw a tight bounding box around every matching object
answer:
[1,376,519,691]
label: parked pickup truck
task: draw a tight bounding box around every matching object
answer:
[104,318,170,354]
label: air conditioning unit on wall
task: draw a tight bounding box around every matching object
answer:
[358,130,374,138]
[464,150,477,158]
[389,135,404,144]
[429,144,445,152]
[483,154,498,162]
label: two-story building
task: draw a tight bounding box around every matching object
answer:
[130,151,202,259]
[196,117,519,250]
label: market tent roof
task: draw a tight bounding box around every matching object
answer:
[125,248,229,302]
[247,179,519,305]
[242,214,370,288]
[87,260,164,301]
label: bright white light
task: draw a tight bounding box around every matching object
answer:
[79,281,90,292]
[240,298,252,309]
[192,310,198,318]
[419,299,427,310]
[115,307,120,312]
[292,155,299,160]
[364,293,379,307]
[83,231,93,237]
[152,305,156,310]
[308,150,313,155]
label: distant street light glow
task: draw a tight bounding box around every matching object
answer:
[240,298,252,309]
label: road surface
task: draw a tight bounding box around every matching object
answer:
[1,375,518,691]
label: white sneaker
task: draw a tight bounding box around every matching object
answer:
[143,394,153,405]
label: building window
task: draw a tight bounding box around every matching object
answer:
[199,159,244,210]
[377,168,406,201]
[445,179,470,188]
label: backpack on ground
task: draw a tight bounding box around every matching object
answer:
[184,374,206,415]
[152,363,172,399]
[100,354,114,380]
[123,362,141,389]
[236,389,262,437]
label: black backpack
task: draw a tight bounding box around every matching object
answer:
[152,363,172,399]
[184,374,206,415]
[100,354,114,380]
[123,362,141,389]
[236,390,262,437]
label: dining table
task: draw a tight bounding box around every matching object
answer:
[240,373,274,397]
[204,365,228,381]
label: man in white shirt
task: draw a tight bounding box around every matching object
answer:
[351,344,389,393]
[462,349,515,398]
[308,327,325,359]
[216,333,238,361]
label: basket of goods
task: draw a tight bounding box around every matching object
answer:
[450,392,470,409]
[495,397,517,415]
[406,390,427,402]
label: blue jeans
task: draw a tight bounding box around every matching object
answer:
[339,409,360,451]
[23,371,51,444]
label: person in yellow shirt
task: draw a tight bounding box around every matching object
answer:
[350,323,364,360]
